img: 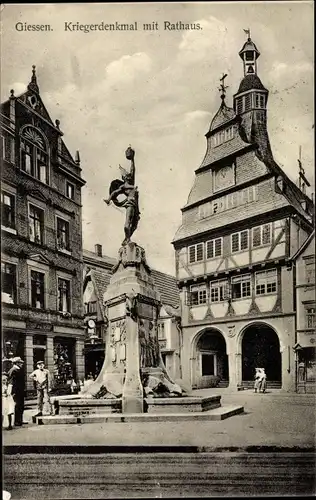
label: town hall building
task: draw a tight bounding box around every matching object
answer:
[172,34,314,392]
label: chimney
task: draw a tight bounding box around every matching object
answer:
[95,244,102,257]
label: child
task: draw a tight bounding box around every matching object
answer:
[2,372,15,430]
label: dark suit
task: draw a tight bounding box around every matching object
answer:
[8,364,25,425]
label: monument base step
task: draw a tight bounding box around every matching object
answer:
[34,405,244,425]
[56,394,222,416]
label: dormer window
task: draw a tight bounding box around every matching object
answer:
[213,126,235,147]
[20,126,49,184]
[255,93,265,109]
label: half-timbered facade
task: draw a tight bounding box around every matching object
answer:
[1,67,86,395]
[173,35,314,392]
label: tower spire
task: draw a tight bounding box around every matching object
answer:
[27,65,39,93]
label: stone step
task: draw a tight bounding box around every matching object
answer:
[34,405,244,425]
[241,381,282,389]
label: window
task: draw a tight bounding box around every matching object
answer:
[252,224,271,248]
[212,126,235,148]
[157,322,166,340]
[210,280,228,303]
[20,127,49,184]
[245,50,254,61]
[255,94,265,109]
[188,243,204,263]
[198,187,256,220]
[1,134,12,162]
[255,269,277,295]
[201,353,215,376]
[206,238,222,259]
[58,278,71,313]
[189,284,207,306]
[84,301,97,314]
[305,258,315,284]
[1,262,17,304]
[231,230,249,253]
[236,97,243,114]
[31,270,45,309]
[231,274,251,299]
[57,217,70,251]
[66,182,75,200]
[1,191,15,229]
[244,93,252,112]
[306,308,316,329]
[29,204,44,244]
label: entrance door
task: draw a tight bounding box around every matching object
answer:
[194,329,228,389]
[242,324,281,384]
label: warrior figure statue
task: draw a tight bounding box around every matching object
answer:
[104,146,140,245]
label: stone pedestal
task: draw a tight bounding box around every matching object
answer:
[81,242,181,413]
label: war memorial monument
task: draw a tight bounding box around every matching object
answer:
[35,147,243,424]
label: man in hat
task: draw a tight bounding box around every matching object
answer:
[29,360,53,417]
[8,357,26,426]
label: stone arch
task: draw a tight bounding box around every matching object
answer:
[191,327,228,389]
[237,321,282,386]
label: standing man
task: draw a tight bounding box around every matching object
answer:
[8,357,26,426]
[29,360,53,417]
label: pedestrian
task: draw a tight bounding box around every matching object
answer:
[7,357,26,426]
[70,378,77,394]
[254,367,261,393]
[260,368,267,393]
[254,368,267,393]
[29,360,53,417]
[2,372,15,430]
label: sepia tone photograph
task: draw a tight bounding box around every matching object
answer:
[1,1,315,498]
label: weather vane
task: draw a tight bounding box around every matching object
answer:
[218,73,228,102]
[243,28,251,39]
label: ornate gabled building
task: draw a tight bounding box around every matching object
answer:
[172,34,314,392]
[82,244,182,381]
[1,67,86,395]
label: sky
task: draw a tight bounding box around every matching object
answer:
[1,1,314,275]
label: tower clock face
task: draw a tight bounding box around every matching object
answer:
[214,164,235,192]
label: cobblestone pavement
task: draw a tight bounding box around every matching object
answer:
[3,390,315,499]
[3,389,316,449]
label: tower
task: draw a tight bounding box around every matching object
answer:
[233,32,272,160]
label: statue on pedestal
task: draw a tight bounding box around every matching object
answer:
[104,146,140,245]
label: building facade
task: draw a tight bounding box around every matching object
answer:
[82,244,181,382]
[1,67,86,395]
[292,231,315,393]
[172,35,314,392]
